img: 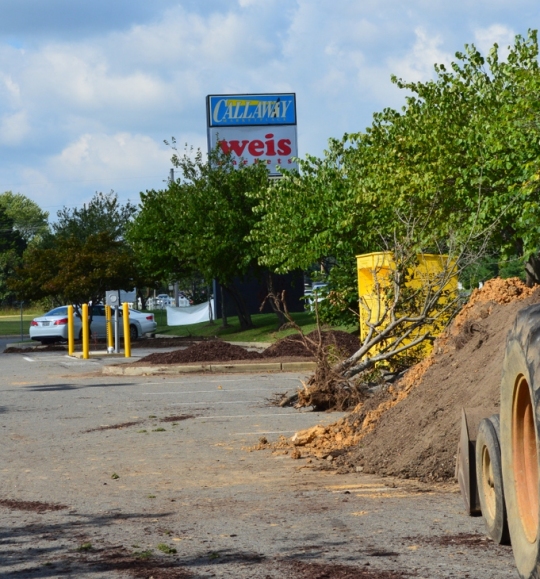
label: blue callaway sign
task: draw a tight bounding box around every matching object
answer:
[207,93,296,127]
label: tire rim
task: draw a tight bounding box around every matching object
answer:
[482,444,497,521]
[512,375,539,543]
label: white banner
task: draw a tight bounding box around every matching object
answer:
[166,300,214,326]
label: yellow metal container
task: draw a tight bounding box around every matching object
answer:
[356,251,458,358]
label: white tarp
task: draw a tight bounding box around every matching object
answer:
[166,300,214,326]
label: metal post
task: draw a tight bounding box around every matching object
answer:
[122,302,131,358]
[82,303,89,359]
[19,301,24,343]
[174,281,179,307]
[105,305,113,353]
[114,306,119,353]
[67,305,74,355]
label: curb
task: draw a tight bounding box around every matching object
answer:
[103,361,316,376]
[70,351,127,359]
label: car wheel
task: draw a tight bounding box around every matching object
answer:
[129,324,138,341]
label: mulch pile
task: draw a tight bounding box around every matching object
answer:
[139,341,264,364]
[137,330,360,365]
[278,277,540,482]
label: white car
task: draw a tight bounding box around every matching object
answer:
[29,305,157,344]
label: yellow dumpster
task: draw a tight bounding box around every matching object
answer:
[356,251,458,362]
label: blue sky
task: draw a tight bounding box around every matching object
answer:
[0,0,538,218]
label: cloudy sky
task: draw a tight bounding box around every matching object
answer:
[0,0,537,218]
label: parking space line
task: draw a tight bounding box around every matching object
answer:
[167,401,254,405]
[142,388,271,394]
[144,378,268,385]
[231,430,297,435]
[194,413,315,419]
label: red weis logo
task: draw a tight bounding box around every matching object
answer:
[219,134,292,157]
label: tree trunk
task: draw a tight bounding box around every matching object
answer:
[220,284,229,328]
[208,284,214,325]
[264,272,287,327]
[525,254,540,288]
[137,288,148,310]
[223,283,253,330]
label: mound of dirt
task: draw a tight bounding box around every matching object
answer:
[137,330,360,365]
[138,340,264,364]
[264,330,360,359]
[285,278,540,482]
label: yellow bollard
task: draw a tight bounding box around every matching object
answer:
[105,305,113,352]
[122,302,131,358]
[67,305,75,355]
[82,303,89,359]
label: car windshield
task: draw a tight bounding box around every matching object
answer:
[45,307,68,317]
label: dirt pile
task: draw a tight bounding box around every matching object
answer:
[137,330,360,365]
[139,340,264,364]
[286,278,540,481]
[264,330,360,359]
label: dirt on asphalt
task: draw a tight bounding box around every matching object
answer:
[278,278,540,483]
[1,352,517,578]
[0,499,68,513]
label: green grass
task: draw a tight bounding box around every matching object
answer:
[0,312,44,337]
[157,543,177,555]
[153,311,354,343]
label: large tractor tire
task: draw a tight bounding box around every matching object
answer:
[501,304,540,578]
[475,414,510,544]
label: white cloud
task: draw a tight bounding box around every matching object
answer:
[0,111,30,145]
[474,24,515,60]
[49,132,171,182]
[388,27,452,83]
[0,0,537,211]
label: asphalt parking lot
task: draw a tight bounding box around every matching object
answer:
[0,349,517,578]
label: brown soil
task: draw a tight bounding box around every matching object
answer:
[0,499,68,513]
[282,278,540,482]
[264,330,360,359]
[136,331,360,365]
[79,544,193,578]
[84,421,144,433]
[138,341,264,364]
[282,561,413,578]
[160,415,195,423]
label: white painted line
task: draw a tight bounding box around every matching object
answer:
[142,388,270,395]
[167,401,254,406]
[194,413,311,419]
[231,430,297,435]
[144,378,261,385]
[23,357,35,362]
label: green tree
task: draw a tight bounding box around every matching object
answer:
[252,30,540,327]
[53,191,137,242]
[0,192,49,244]
[10,192,141,310]
[11,232,136,311]
[0,206,26,305]
[129,144,270,329]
